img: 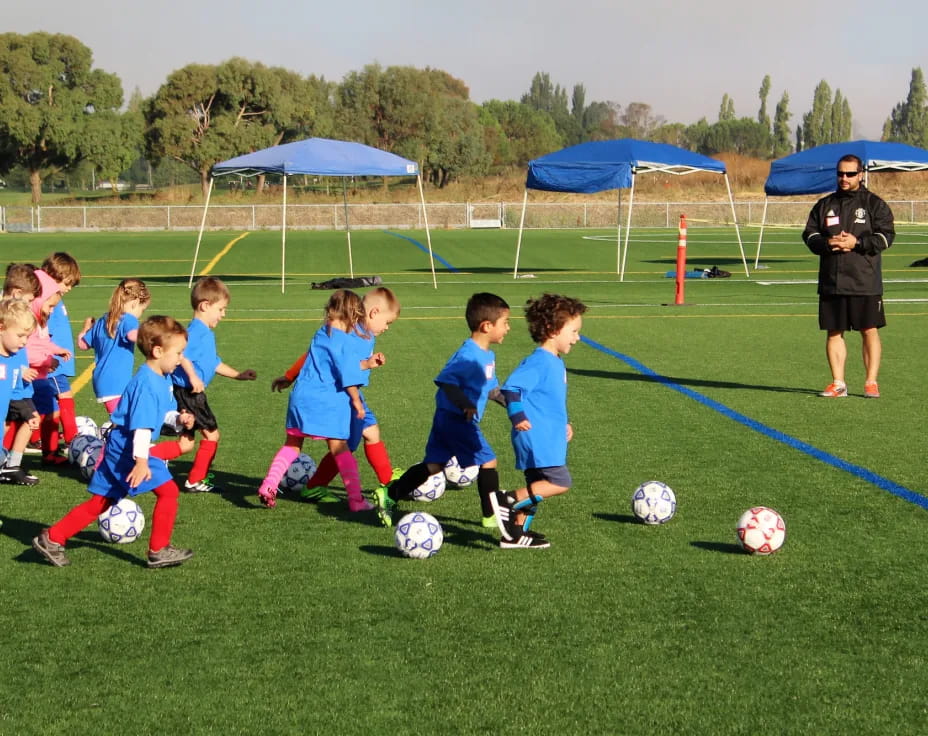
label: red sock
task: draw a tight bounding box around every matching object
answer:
[49,494,111,545]
[149,481,179,551]
[40,415,60,456]
[306,452,339,488]
[58,398,78,443]
[364,441,393,485]
[151,440,184,461]
[188,439,218,484]
[30,427,41,444]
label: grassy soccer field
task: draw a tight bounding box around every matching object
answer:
[2,225,927,735]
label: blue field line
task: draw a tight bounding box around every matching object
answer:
[383,231,459,273]
[581,335,928,510]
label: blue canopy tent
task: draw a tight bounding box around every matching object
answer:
[193,138,436,291]
[755,140,928,266]
[515,139,749,280]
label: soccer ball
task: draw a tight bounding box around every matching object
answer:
[443,456,479,487]
[75,415,98,437]
[68,434,96,465]
[97,421,114,440]
[77,437,105,481]
[279,453,317,493]
[736,506,786,555]
[411,472,446,502]
[631,480,677,525]
[394,511,444,559]
[98,498,145,544]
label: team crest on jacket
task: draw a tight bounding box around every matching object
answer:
[855,208,867,220]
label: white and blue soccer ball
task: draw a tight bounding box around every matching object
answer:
[411,472,446,502]
[631,480,677,525]
[394,511,444,559]
[77,437,105,481]
[279,453,318,493]
[98,498,145,544]
[443,456,479,487]
[75,415,98,438]
[68,434,96,465]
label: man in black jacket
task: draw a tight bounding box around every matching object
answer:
[802,154,895,398]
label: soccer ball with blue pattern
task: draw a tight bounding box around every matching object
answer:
[279,453,317,493]
[394,511,444,558]
[411,472,446,502]
[68,434,96,465]
[98,498,145,544]
[443,456,479,487]
[631,481,677,525]
[77,437,105,481]
[75,415,98,437]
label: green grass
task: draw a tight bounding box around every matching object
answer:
[2,226,928,734]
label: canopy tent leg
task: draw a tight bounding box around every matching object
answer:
[513,189,529,278]
[620,174,636,281]
[417,175,437,289]
[281,175,288,293]
[190,177,215,287]
[616,188,622,275]
[341,179,355,279]
[724,173,750,277]
[754,198,769,269]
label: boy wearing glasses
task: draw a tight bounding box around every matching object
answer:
[802,154,895,399]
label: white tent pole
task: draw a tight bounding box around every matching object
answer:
[514,189,529,278]
[616,188,622,274]
[190,177,214,287]
[281,175,287,293]
[416,174,437,289]
[754,197,769,268]
[723,173,749,277]
[342,179,354,278]
[620,173,636,281]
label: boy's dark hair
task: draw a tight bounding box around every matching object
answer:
[524,293,587,343]
[3,263,41,298]
[465,292,509,332]
[137,315,187,358]
[40,252,81,286]
[191,276,231,310]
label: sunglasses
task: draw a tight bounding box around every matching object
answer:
[837,170,859,178]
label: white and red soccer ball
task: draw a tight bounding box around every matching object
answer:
[736,506,786,555]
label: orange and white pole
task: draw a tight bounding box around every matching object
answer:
[675,214,687,305]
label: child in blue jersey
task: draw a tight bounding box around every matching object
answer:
[490,294,587,550]
[258,289,377,512]
[270,287,401,503]
[78,278,151,417]
[373,292,511,528]
[32,316,196,568]
[0,299,38,480]
[170,277,256,493]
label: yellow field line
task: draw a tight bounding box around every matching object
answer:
[70,362,95,395]
[199,232,250,276]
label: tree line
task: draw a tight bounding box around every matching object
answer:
[2,32,927,204]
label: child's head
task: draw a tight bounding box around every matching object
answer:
[3,263,40,301]
[32,270,63,325]
[191,276,230,328]
[137,315,188,373]
[466,292,511,344]
[323,289,365,334]
[362,287,400,337]
[524,293,587,354]
[106,278,152,337]
[40,252,81,292]
[0,298,37,357]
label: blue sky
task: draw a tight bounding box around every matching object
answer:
[7,0,927,139]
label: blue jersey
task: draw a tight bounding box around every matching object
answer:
[171,318,220,389]
[502,347,568,469]
[0,352,19,419]
[9,349,33,400]
[86,313,139,399]
[345,326,375,389]
[433,338,498,422]
[48,300,76,378]
[88,364,174,499]
[286,325,364,440]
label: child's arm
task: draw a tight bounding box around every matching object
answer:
[346,385,365,420]
[77,317,94,350]
[179,357,206,394]
[215,362,257,381]
[360,352,386,371]
[125,428,153,488]
[487,387,506,407]
[502,389,531,431]
[271,353,306,392]
[437,382,478,422]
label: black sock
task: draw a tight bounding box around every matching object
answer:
[389,462,432,501]
[476,467,498,517]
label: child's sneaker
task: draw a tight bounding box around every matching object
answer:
[299,486,341,503]
[348,498,374,513]
[481,515,497,529]
[489,490,519,541]
[864,381,881,399]
[0,465,40,486]
[257,484,278,508]
[184,474,217,493]
[32,529,70,567]
[372,485,395,527]
[500,530,551,550]
[147,544,194,569]
[820,382,848,398]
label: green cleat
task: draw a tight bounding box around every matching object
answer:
[300,486,341,504]
[481,515,497,529]
[372,484,396,528]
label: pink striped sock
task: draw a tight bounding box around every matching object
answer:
[334,451,369,511]
[263,445,300,492]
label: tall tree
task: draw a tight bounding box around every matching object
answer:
[884,67,928,147]
[718,93,736,121]
[830,89,852,142]
[481,100,562,167]
[758,75,772,130]
[622,102,663,138]
[772,91,793,157]
[0,32,124,203]
[801,80,833,148]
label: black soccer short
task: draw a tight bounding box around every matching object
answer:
[818,294,886,332]
[524,465,573,490]
[173,386,218,432]
[6,398,38,424]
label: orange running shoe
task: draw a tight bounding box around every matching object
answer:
[864,381,880,399]
[820,382,848,398]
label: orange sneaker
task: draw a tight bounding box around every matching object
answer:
[820,382,848,398]
[864,381,880,399]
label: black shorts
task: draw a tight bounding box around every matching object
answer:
[819,295,886,332]
[173,386,218,432]
[6,398,37,424]
[524,465,573,490]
